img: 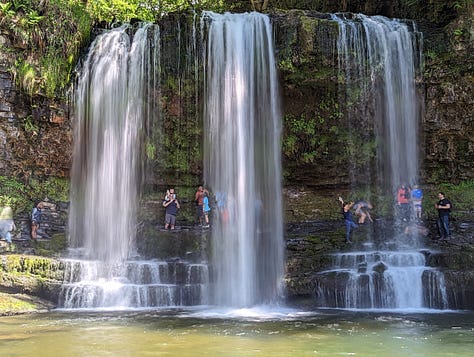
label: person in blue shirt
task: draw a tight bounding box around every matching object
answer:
[203,192,211,228]
[411,185,423,220]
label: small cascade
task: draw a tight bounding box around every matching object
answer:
[315,250,448,309]
[423,269,449,309]
[59,259,209,308]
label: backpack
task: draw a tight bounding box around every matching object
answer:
[31,207,41,222]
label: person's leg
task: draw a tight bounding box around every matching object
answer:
[441,215,450,238]
[165,214,170,229]
[345,220,351,242]
[170,215,176,230]
[345,220,358,242]
[417,204,422,219]
[437,217,445,238]
[31,222,37,239]
[402,204,409,221]
[196,206,203,225]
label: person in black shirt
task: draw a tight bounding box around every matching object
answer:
[339,196,358,243]
[435,192,451,239]
[163,188,180,230]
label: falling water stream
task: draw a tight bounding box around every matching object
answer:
[202,12,284,308]
[62,24,208,308]
[61,12,283,310]
[314,15,448,309]
[60,12,448,312]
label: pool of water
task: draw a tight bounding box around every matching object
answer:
[1,308,474,356]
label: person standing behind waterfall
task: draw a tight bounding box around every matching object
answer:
[353,200,373,224]
[435,192,452,240]
[31,202,44,240]
[203,192,211,228]
[397,184,411,221]
[163,188,180,230]
[195,186,208,226]
[411,185,423,220]
[339,197,358,244]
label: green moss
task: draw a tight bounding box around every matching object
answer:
[282,97,350,166]
[34,234,68,257]
[5,0,93,98]
[0,176,69,214]
[0,292,37,313]
[1,255,63,280]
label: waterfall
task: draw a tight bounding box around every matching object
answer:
[62,23,208,309]
[69,24,154,263]
[333,14,423,190]
[316,14,448,310]
[202,12,284,307]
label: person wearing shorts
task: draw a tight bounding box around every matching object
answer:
[411,185,423,220]
[195,186,209,226]
[163,188,180,230]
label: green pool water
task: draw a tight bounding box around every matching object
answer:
[1,309,473,356]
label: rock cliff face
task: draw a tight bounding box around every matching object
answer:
[0,3,473,308]
[0,32,72,180]
[1,5,472,186]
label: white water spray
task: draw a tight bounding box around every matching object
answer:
[317,15,448,309]
[202,12,284,307]
[333,14,422,189]
[69,24,155,264]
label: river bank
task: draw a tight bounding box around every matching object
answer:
[0,292,55,316]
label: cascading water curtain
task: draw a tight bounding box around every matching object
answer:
[202,12,284,308]
[69,24,158,266]
[333,14,423,193]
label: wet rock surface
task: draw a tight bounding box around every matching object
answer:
[284,217,474,309]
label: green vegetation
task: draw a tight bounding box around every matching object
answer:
[1,0,227,98]
[0,292,37,313]
[0,255,64,309]
[2,0,92,97]
[283,98,344,164]
[86,0,226,22]
[0,176,69,213]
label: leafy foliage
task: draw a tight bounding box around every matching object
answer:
[0,176,69,213]
[86,0,226,22]
[1,0,229,98]
[282,98,346,164]
[3,0,92,98]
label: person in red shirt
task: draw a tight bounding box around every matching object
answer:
[194,186,209,226]
[397,184,411,221]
